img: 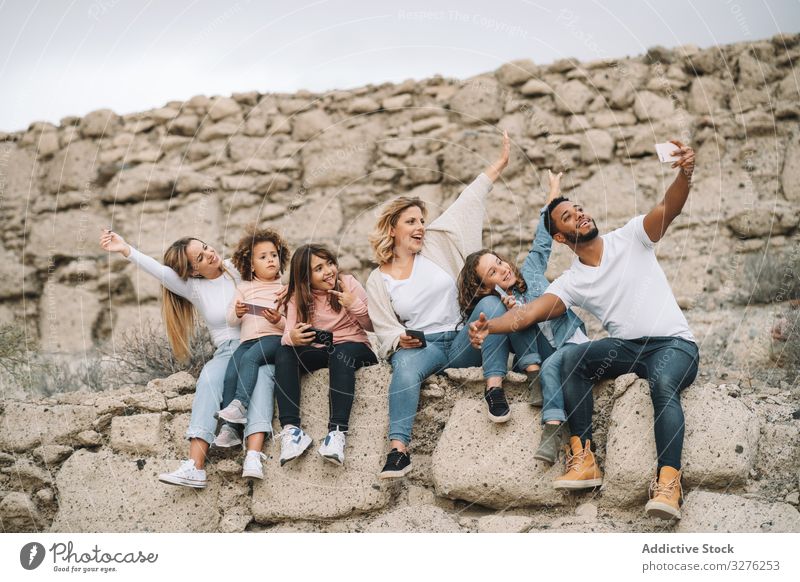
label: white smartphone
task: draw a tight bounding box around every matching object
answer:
[494,284,508,298]
[655,143,680,163]
[242,302,276,315]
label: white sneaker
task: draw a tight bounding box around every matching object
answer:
[158,460,207,489]
[278,426,312,466]
[217,399,248,424]
[242,450,268,480]
[212,424,242,448]
[318,429,346,466]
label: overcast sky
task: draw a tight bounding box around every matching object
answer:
[1,0,798,131]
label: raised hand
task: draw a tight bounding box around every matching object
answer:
[99,228,130,257]
[328,278,357,310]
[669,140,695,178]
[484,130,510,183]
[546,170,563,204]
[469,312,490,349]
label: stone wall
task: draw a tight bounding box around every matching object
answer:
[1,35,799,532]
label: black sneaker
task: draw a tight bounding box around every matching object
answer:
[379,448,412,479]
[484,387,511,423]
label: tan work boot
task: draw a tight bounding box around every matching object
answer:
[645,466,682,520]
[553,436,603,490]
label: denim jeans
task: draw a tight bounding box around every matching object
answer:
[468,295,542,378]
[388,326,482,444]
[560,336,699,470]
[274,342,378,432]
[186,339,276,444]
[536,341,588,424]
[222,335,281,409]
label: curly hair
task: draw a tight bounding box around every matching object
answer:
[456,249,528,325]
[542,196,570,236]
[369,196,427,265]
[231,226,289,281]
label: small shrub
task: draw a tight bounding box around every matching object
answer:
[737,249,800,305]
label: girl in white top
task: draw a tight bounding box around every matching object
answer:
[366,132,510,479]
[99,229,277,488]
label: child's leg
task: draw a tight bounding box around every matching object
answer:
[455,295,508,388]
[274,345,328,428]
[222,340,257,408]
[234,336,281,408]
[539,345,575,424]
[327,342,378,431]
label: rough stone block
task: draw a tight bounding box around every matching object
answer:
[365,505,462,533]
[0,403,96,452]
[677,491,800,533]
[432,400,567,509]
[110,413,165,456]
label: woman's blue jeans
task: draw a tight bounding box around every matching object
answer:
[388,327,481,444]
[186,339,276,444]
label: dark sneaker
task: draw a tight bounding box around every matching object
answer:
[484,387,511,423]
[379,448,412,479]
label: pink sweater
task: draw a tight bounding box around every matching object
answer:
[226,277,286,342]
[282,274,373,347]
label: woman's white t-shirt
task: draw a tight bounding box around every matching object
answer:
[381,254,462,334]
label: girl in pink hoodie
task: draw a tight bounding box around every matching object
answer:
[274,244,377,467]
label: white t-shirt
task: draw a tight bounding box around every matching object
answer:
[545,215,695,342]
[381,254,462,334]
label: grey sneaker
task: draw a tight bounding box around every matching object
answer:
[534,423,563,464]
[217,399,248,424]
[529,373,543,407]
[212,424,243,448]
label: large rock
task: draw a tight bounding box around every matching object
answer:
[292,109,334,142]
[553,80,595,114]
[441,129,523,183]
[43,139,102,194]
[633,91,675,121]
[103,164,178,203]
[495,59,537,86]
[726,206,800,238]
[580,129,615,163]
[448,77,504,123]
[676,491,800,533]
[687,77,729,115]
[27,207,109,262]
[365,505,462,533]
[250,364,392,522]
[110,413,165,456]
[0,403,96,452]
[432,400,567,509]
[0,492,43,532]
[79,109,122,138]
[301,125,379,188]
[207,96,242,121]
[602,382,759,505]
[50,449,224,532]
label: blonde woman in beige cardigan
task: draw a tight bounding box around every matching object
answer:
[366,132,510,478]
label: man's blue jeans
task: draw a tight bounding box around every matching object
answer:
[560,336,699,470]
[537,341,587,424]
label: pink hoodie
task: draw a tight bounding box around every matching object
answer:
[282,274,373,347]
[226,277,286,343]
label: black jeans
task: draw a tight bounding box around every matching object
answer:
[560,337,699,470]
[274,342,378,432]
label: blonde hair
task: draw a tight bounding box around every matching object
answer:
[368,196,427,265]
[160,237,232,362]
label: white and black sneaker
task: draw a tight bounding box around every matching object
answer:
[379,448,412,479]
[318,429,346,466]
[158,460,207,489]
[484,387,511,423]
[278,425,312,466]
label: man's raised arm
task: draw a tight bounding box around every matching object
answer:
[469,293,566,348]
[643,140,695,243]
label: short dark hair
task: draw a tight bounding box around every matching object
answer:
[543,196,570,236]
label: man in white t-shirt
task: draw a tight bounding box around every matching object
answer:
[470,140,698,521]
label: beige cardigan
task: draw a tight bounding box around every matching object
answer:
[366,173,493,359]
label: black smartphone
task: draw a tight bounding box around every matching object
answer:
[404,329,427,348]
[308,327,333,346]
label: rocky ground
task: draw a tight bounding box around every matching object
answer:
[1,35,799,532]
